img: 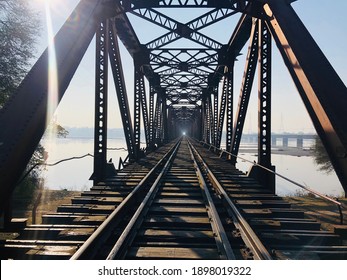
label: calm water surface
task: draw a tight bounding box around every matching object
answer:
[40,138,344,197]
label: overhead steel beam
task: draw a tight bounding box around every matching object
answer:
[120,0,248,9]
[132,7,235,50]
[263,0,347,195]
[0,0,110,215]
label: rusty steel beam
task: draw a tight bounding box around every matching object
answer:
[257,19,272,168]
[263,0,347,195]
[0,0,111,215]
[92,20,110,183]
[108,20,136,160]
[230,19,259,164]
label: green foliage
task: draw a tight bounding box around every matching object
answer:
[313,136,334,174]
[0,1,44,203]
[0,0,40,107]
[46,122,69,138]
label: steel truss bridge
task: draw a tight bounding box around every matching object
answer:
[1,0,347,259]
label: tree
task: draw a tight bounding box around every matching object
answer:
[313,136,334,174]
[46,122,70,138]
[0,0,40,107]
[1,1,43,205]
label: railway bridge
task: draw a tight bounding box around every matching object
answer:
[1,0,347,259]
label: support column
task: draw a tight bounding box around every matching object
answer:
[213,87,219,146]
[93,20,110,183]
[226,66,234,153]
[297,137,304,149]
[154,92,162,146]
[216,74,227,149]
[134,66,142,159]
[162,93,168,143]
[207,95,212,144]
[248,20,275,193]
[149,85,155,150]
[134,64,150,157]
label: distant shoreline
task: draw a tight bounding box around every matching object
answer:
[239,146,314,157]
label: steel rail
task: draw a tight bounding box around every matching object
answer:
[201,140,346,225]
[106,140,181,259]
[70,139,180,259]
[187,141,236,259]
[189,139,273,260]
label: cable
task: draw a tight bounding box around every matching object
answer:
[17,153,94,186]
[17,146,128,186]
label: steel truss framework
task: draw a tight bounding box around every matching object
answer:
[1,0,347,219]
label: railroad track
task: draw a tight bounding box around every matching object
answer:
[1,138,346,259]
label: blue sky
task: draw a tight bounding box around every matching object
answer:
[30,0,347,134]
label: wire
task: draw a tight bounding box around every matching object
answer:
[107,147,128,151]
[44,153,94,166]
[17,146,129,186]
[17,153,94,185]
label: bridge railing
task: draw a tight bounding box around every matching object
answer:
[197,140,346,225]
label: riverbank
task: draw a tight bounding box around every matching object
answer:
[239,146,314,157]
[11,189,80,225]
[284,196,347,231]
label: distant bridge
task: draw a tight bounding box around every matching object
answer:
[241,134,317,148]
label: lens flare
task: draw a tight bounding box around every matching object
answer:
[44,1,58,136]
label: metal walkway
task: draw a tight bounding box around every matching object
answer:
[1,138,346,260]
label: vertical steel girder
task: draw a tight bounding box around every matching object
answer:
[134,67,142,156]
[213,87,219,146]
[140,74,150,147]
[134,65,150,155]
[0,0,106,214]
[201,96,207,142]
[263,0,347,195]
[149,85,155,149]
[154,93,162,144]
[230,19,259,164]
[257,20,272,168]
[226,67,234,152]
[93,20,109,182]
[108,20,136,160]
[247,19,275,193]
[216,76,227,149]
[206,94,214,144]
[162,97,168,143]
[217,66,234,149]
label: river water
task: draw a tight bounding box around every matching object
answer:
[39,137,344,197]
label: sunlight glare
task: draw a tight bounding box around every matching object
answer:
[44,1,58,138]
